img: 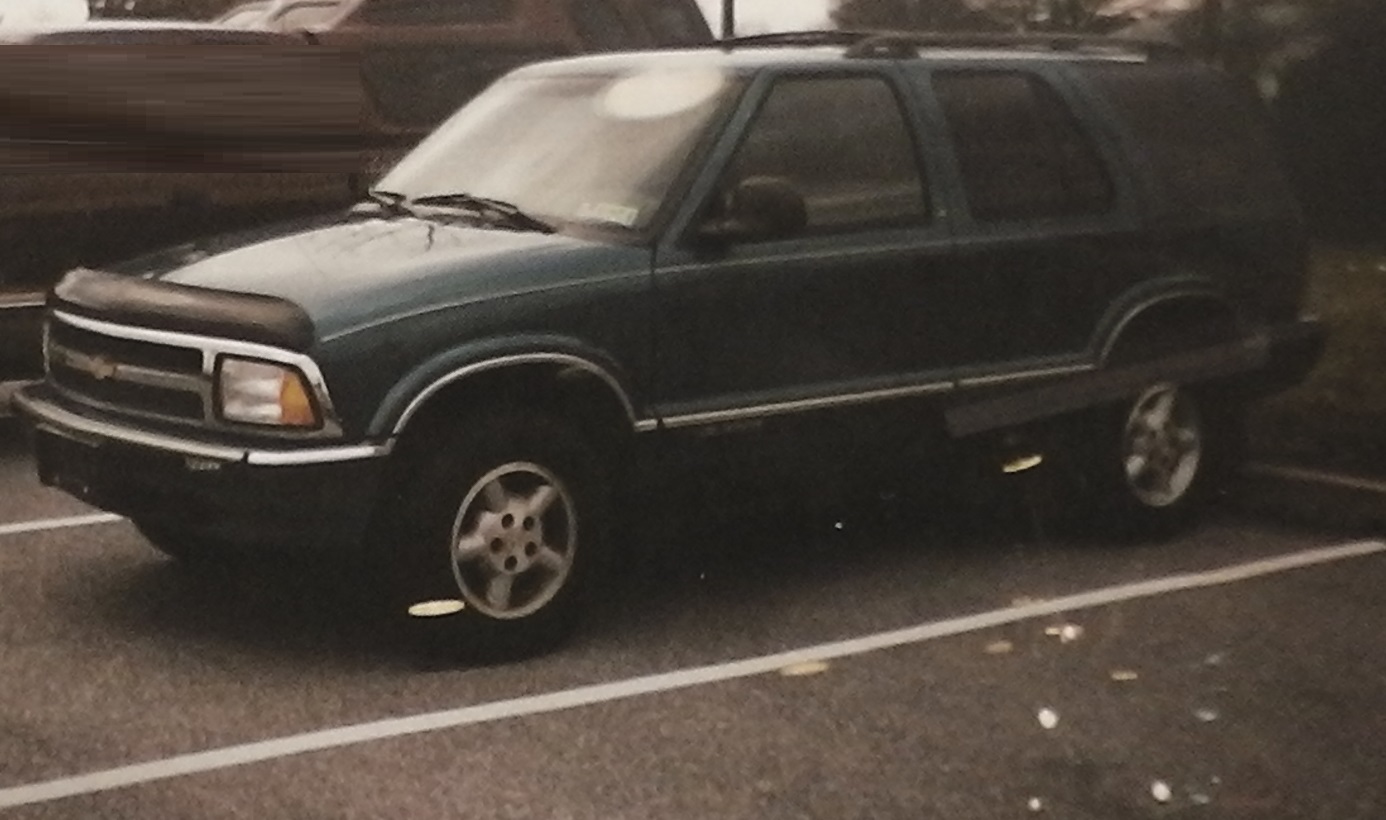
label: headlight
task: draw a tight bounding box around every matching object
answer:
[216,356,320,428]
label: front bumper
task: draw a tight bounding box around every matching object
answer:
[13,384,391,551]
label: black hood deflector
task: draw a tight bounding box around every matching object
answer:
[51,268,315,352]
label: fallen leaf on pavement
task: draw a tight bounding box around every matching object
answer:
[1151,781,1173,803]
[779,660,830,677]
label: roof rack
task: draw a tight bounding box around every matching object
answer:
[717,29,1184,61]
[847,31,1183,59]
[717,30,875,50]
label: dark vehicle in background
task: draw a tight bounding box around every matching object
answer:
[0,0,712,378]
[15,32,1323,657]
[212,0,713,127]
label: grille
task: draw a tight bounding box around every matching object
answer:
[47,316,209,423]
[48,321,203,374]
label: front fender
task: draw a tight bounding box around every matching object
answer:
[366,333,644,438]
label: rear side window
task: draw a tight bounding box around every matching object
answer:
[933,71,1113,223]
[356,0,516,25]
[722,76,930,235]
[1082,62,1290,217]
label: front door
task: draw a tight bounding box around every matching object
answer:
[650,70,972,435]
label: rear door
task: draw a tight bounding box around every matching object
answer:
[923,64,1143,382]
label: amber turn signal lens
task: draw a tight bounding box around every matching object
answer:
[278,371,318,427]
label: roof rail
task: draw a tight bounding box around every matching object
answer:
[716,29,878,50]
[846,30,1184,60]
[715,29,1183,61]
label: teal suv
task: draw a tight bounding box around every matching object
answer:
[15,32,1324,654]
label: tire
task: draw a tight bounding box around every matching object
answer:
[1078,382,1240,537]
[379,407,609,661]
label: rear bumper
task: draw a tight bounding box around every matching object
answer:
[13,384,390,551]
[1254,315,1326,395]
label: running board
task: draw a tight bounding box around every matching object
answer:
[945,339,1268,438]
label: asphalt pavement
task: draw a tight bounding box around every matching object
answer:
[2,414,1386,818]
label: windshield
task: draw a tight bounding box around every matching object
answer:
[215,3,269,26]
[273,0,345,29]
[376,66,742,233]
[0,0,88,28]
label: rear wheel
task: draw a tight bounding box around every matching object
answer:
[1120,383,1205,509]
[380,408,609,661]
[1081,382,1240,536]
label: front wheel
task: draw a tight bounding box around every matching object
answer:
[449,459,580,621]
[380,409,609,661]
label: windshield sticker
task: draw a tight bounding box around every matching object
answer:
[576,202,641,227]
[601,68,727,121]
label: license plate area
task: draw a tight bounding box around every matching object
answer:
[34,426,105,501]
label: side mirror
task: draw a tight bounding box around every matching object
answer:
[697,175,807,245]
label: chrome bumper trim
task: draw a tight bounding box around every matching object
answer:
[13,389,390,467]
[0,298,46,311]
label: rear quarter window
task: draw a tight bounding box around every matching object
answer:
[1081,61,1293,219]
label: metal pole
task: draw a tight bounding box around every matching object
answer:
[722,0,734,39]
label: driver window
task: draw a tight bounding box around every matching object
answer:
[718,76,930,238]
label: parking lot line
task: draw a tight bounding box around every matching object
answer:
[1244,461,1386,496]
[0,512,122,538]
[1,538,1382,810]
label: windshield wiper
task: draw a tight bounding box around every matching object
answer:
[408,192,554,234]
[362,188,414,218]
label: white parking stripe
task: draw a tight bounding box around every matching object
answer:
[1,538,1382,809]
[1244,461,1386,496]
[0,513,122,538]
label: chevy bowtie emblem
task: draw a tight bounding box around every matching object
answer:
[88,356,119,381]
[65,350,119,381]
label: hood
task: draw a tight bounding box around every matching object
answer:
[121,212,649,342]
[0,0,87,32]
